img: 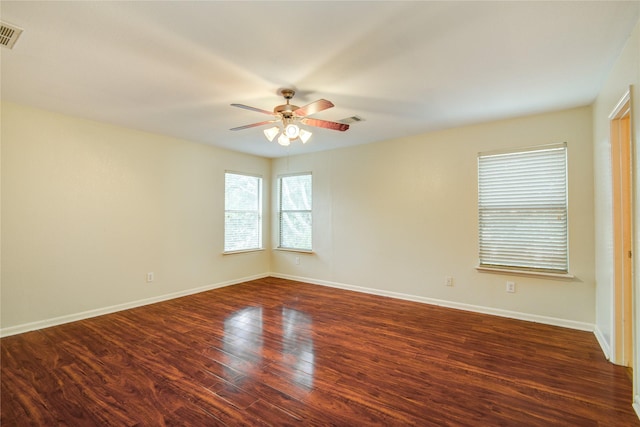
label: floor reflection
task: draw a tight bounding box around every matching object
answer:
[282,307,315,389]
[222,307,264,374]
[222,306,315,390]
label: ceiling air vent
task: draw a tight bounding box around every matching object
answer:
[339,115,365,124]
[0,22,23,49]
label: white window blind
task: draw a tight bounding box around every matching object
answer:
[224,172,262,252]
[279,173,312,251]
[478,144,568,273]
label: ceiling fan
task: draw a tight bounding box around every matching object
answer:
[230,89,351,146]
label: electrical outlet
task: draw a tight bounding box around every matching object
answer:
[445,276,454,287]
[295,256,300,265]
[506,281,516,293]
[146,272,154,283]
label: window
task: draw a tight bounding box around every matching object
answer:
[477,143,568,274]
[224,172,262,252]
[279,173,312,251]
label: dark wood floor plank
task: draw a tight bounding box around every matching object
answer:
[2,276,638,426]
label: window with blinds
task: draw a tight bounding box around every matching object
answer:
[478,143,568,274]
[279,173,312,251]
[224,172,262,253]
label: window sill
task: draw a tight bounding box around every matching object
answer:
[223,248,265,255]
[274,248,314,254]
[476,266,575,280]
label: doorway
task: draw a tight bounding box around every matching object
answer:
[610,88,633,367]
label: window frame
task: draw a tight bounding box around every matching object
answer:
[476,143,571,277]
[223,171,263,254]
[277,172,313,252]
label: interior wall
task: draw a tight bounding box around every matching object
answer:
[1,102,271,333]
[272,106,595,326]
[0,101,598,334]
[592,17,640,409]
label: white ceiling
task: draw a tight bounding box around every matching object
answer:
[1,1,638,158]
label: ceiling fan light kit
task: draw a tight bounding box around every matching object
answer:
[263,122,310,145]
[298,128,312,144]
[277,133,291,146]
[231,89,351,147]
[263,126,280,142]
[284,123,300,139]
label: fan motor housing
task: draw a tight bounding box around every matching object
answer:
[274,103,299,117]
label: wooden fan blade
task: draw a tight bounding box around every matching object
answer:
[301,117,350,131]
[230,120,278,131]
[231,103,275,116]
[294,99,334,117]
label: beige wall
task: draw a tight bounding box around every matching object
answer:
[1,102,271,333]
[592,18,640,409]
[0,100,599,334]
[1,102,597,335]
[272,107,595,326]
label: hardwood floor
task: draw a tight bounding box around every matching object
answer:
[2,276,638,426]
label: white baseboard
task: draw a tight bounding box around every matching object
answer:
[634,395,640,421]
[270,273,595,332]
[593,324,612,361]
[0,273,269,338]
[2,272,596,338]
